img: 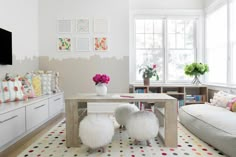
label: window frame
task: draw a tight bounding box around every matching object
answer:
[134,17,165,82]
[129,10,202,84]
[205,2,228,85]
[204,0,236,86]
[166,18,198,83]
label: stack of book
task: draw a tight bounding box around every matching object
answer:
[186,95,205,103]
[135,88,147,93]
[186,95,195,103]
[178,99,185,108]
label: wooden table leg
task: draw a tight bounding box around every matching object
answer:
[164,99,177,147]
[65,99,80,147]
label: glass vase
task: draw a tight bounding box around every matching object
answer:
[95,83,107,96]
[192,75,201,85]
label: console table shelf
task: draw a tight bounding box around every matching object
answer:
[130,84,208,106]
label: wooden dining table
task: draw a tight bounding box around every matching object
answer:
[65,93,177,147]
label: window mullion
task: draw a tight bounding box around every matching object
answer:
[163,18,167,83]
[227,0,232,84]
[194,19,197,62]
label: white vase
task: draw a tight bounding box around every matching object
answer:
[95,83,107,96]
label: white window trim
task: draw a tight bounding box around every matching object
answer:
[129,9,204,84]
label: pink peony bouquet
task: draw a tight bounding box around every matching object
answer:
[92,74,110,85]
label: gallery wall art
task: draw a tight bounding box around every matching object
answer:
[93,18,109,33]
[76,18,90,33]
[76,37,90,51]
[56,17,109,53]
[57,37,72,51]
[94,37,108,51]
[57,19,72,33]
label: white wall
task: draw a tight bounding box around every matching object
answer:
[38,0,130,97]
[204,0,217,8]
[130,0,204,10]
[39,0,129,59]
[0,0,39,76]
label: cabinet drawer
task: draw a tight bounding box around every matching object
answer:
[0,108,25,147]
[26,99,49,130]
[49,94,63,117]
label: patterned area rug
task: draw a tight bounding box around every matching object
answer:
[18,119,228,157]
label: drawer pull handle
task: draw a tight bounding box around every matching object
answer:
[0,115,18,124]
[54,98,61,101]
[34,104,45,110]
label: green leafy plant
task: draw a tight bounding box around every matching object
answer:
[184,62,209,77]
[139,64,159,80]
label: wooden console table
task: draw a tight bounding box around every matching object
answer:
[65,93,177,147]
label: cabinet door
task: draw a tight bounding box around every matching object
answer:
[49,94,63,117]
[26,99,49,130]
[0,108,25,147]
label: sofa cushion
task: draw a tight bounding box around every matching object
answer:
[181,104,236,134]
[179,104,236,157]
[209,91,236,108]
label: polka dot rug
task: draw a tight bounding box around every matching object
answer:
[18,119,228,157]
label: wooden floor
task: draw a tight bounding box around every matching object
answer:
[0,113,65,157]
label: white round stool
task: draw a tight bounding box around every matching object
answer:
[126,111,159,146]
[114,104,139,128]
[79,115,114,152]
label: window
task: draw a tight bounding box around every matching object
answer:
[135,19,164,81]
[134,18,197,82]
[206,4,227,84]
[167,20,195,81]
[230,0,236,84]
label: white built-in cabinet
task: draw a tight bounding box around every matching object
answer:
[0,92,64,151]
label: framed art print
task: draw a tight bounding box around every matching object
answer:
[57,37,72,52]
[57,19,72,33]
[76,18,90,33]
[94,37,108,51]
[76,37,90,52]
[93,18,109,33]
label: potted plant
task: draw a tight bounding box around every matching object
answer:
[139,64,159,86]
[184,62,209,85]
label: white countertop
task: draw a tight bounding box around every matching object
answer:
[0,92,63,115]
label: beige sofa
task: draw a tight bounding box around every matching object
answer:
[179,104,236,157]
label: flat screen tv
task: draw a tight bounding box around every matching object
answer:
[0,28,12,65]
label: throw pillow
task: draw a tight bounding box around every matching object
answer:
[32,74,42,97]
[209,91,235,108]
[8,77,27,101]
[227,97,236,112]
[46,71,56,93]
[25,72,33,84]
[41,73,52,95]
[22,77,36,98]
[0,76,26,102]
[1,80,11,103]
[0,82,4,104]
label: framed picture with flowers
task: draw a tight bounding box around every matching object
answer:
[57,37,72,52]
[94,37,109,52]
